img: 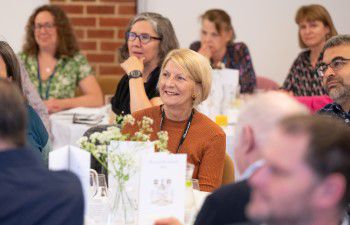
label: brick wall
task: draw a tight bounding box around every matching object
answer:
[50,0,136,77]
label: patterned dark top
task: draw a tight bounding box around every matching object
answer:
[283,50,326,96]
[190,41,256,93]
[318,102,350,125]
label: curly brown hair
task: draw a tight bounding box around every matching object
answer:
[22,4,79,58]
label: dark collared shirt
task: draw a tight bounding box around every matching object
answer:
[318,102,350,125]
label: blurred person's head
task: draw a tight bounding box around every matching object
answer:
[234,92,309,175]
[0,41,23,92]
[23,4,79,58]
[119,12,179,68]
[318,34,350,106]
[158,49,211,111]
[247,115,350,225]
[295,4,337,49]
[0,80,26,148]
[200,9,234,56]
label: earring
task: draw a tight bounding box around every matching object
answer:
[192,94,196,101]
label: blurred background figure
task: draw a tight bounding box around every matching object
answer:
[111,12,179,115]
[19,4,103,113]
[0,41,50,161]
[282,4,337,96]
[124,49,226,192]
[190,9,256,93]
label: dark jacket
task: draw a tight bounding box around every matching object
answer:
[0,148,84,225]
[194,180,251,225]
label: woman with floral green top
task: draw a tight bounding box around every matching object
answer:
[20,5,103,113]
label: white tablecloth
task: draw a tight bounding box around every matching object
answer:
[50,106,109,150]
[85,190,210,225]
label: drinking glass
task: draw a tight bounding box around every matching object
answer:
[89,169,99,198]
[87,173,109,224]
[191,179,200,191]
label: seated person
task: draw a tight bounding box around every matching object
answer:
[317,34,350,125]
[282,4,338,96]
[124,49,226,192]
[19,5,103,113]
[0,41,50,160]
[154,92,309,225]
[190,9,256,93]
[0,79,84,225]
[19,60,51,134]
[111,12,179,115]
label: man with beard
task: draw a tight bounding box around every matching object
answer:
[317,34,350,125]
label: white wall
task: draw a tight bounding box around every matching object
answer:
[0,0,48,53]
[138,0,350,84]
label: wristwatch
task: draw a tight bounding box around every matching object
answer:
[127,70,142,79]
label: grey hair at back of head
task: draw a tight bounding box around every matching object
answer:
[235,91,309,149]
[322,34,350,53]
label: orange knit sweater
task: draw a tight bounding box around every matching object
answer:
[124,106,226,192]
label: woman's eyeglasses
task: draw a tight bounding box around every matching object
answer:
[33,23,56,31]
[126,32,162,44]
[317,56,350,77]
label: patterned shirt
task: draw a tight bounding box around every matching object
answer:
[19,52,92,100]
[190,41,256,93]
[318,102,350,125]
[283,50,325,96]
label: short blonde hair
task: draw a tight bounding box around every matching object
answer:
[295,4,337,48]
[160,49,212,106]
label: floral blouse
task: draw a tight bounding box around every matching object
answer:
[282,50,326,96]
[19,52,92,100]
[190,41,256,93]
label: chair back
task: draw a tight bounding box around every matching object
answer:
[75,75,122,96]
[222,154,235,185]
[294,95,333,113]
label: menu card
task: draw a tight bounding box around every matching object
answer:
[48,145,90,213]
[137,153,187,225]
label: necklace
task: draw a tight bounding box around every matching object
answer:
[160,106,194,153]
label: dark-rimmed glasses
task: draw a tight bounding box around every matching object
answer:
[317,56,350,77]
[126,32,162,44]
[33,23,56,31]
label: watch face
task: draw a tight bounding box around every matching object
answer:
[129,70,142,79]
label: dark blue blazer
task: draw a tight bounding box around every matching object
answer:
[194,180,251,225]
[0,148,84,225]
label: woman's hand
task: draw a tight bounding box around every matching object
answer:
[121,56,145,74]
[198,43,212,59]
[44,98,64,114]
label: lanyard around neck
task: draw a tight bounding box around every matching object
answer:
[160,107,194,153]
[37,58,57,100]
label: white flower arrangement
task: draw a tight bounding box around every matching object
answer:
[78,115,169,177]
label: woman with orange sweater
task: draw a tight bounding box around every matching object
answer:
[124,49,226,192]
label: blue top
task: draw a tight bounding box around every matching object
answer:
[26,104,49,156]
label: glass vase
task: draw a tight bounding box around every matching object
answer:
[108,181,137,224]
